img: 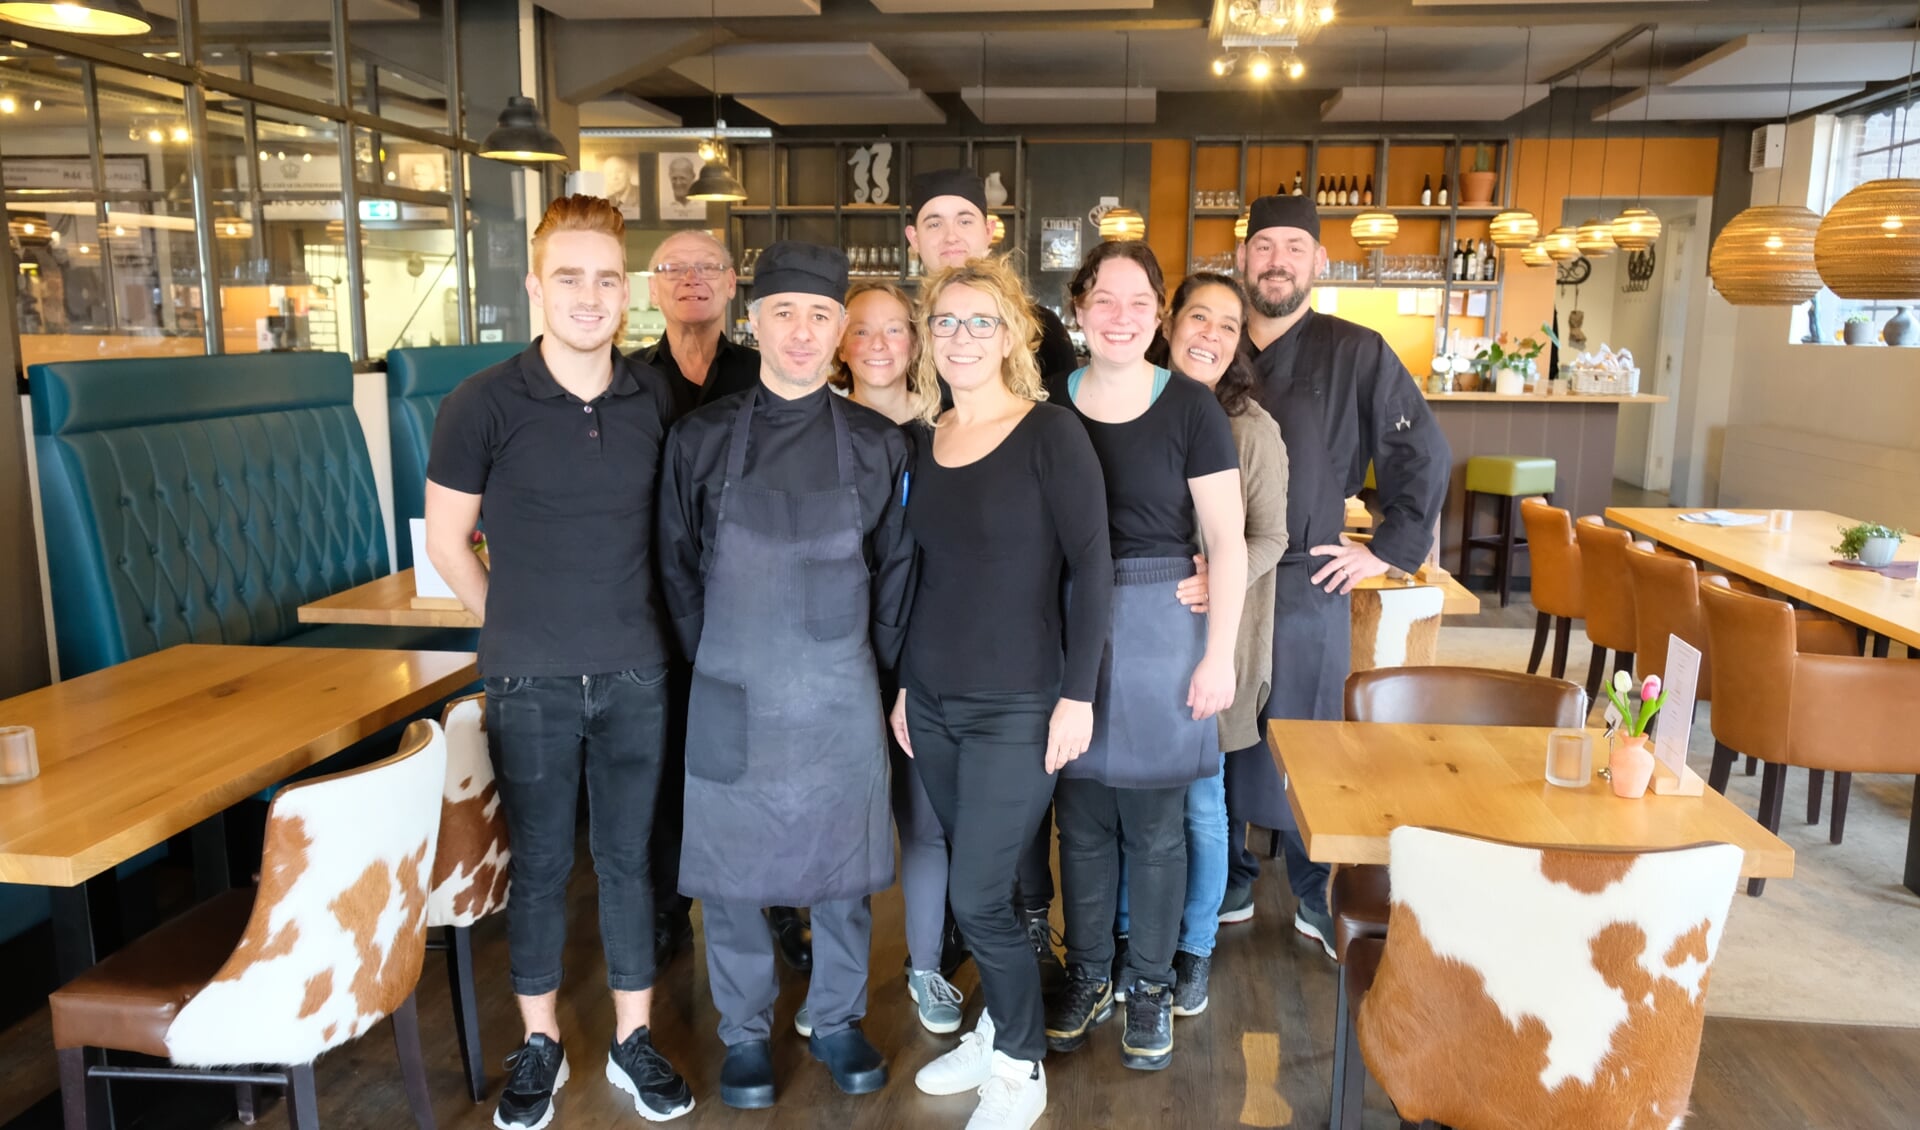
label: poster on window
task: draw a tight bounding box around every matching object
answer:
[395,151,447,193]
[658,152,706,221]
[1041,218,1080,272]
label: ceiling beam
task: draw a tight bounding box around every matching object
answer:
[548,21,733,105]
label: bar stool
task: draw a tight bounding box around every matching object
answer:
[1458,455,1556,607]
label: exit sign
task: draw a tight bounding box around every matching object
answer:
[358,199,398,221]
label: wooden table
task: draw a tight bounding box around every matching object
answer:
[1268,720,1794,879]
[298,568,481,629]
[1353,562,1480,617]
[1345,497,1373,530]
[1605,507,1920,649]
[0,644,477,980]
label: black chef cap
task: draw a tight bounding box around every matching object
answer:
[1247,194,1321,242]
[751,240,848,303]
[911,168,989,223]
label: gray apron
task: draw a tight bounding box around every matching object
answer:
[1225,558,1349,830]
[1064,556,1218,789]
[679,389,892,906]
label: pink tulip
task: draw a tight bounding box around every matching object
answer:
[1642,674,1662,701]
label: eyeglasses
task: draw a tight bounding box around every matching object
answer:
[927,314,1004,338]
[654,262,728,280]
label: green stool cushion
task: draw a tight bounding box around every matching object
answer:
[1465,455,1556,497]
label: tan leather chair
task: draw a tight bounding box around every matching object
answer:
[1573,516,1642,705]
[1328,666,1587,1130]
[1625,541,1717,700]
[1520,499,1584,679]
[1701,577,1919,896]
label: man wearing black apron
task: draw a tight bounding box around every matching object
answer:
[657,241,915,1109]
[1222,195,1450,956]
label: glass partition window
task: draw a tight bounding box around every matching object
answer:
[1798,96,1920,344]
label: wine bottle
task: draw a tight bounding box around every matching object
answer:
[1315,175,1327,205]
[1465,242,1480,281]
[1420,174,1433,207]
[1349,177,1360,205]
[1361,174,1375,206]
[1437,176,1450,207]
[1482,239,1497,281]
[1453,241,1467,280]
[1292,170,1304,196]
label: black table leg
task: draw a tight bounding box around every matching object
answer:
[191,811,231,900]
[50,872,121,986]
[1905,778,1920,897]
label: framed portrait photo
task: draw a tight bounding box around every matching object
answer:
[658,152,706,221]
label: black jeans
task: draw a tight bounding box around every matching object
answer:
[1055,777,1187,989]
[486,666,668,996]
[652,662,691,920]
[907,687,1058,1062]
[1016,802,1055,913]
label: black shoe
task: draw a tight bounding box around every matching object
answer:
[654,907,694,967]
[807,1026,888,1095]
[768,906,813,974]
[719,1040,775,1110]
[1121,982,1174,1070]
[606,1027,694,1122]
[1111,932,1133,1002]
[1043,966,1114,1053]
[939,910,972,980]
[494,1034,568,1130]
[1023,908,1067,998]
[1172,952,1211,1017]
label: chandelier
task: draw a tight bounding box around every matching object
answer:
[1220,0,1335,41]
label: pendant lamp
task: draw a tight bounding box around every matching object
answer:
[1521,240,1554,268]
[478,96,566,163]
[1612,30,1663,250]
[687,154,748,203]
[1814,5,1920,299]
[1576,217,1617,257]
[1351,28,1397,251]
[1099,208,1146,242]
[682,0,748,204]
[1233,209,1250,241]
[1490,29,1540,248]
[1104,34,1146,242]
[0,0,149,34]
[1544,226,1581,261]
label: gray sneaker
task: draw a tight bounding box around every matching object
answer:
[1293,903,1336,961]
[906,969,964,1034]
[1217,885,1254,925]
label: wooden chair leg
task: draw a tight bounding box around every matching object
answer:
[286,1062,321,1130]
[1528,611,1550,674]
[1458,490,1476,579]
[392,991,438,1130]
[1584,644,1609,704]
[1873,633,1892,658]
[1807,770,1826,825]
[1708,742,1738,794]
[1746,753,1759,776]
[1330,973,1364,1130]
[1832,772,1853,845]
[1749,763,1786,897]
[1495,498,1517,609]
[1550,617,1573,680]
[445,925,487,1103]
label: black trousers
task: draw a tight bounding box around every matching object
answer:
[1015,803,1055,913]
[652,662,691,919]
[1055,777,1187,989]
[907,686,1058,1062]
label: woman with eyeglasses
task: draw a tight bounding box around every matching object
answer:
[893,257,1112,1130]
[1044,240,1245,1074]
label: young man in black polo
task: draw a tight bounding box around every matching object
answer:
[425,194,694,1128]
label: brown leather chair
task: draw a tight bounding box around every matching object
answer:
[1328,666,1587,1130]
[1625,541,1717,700]
[1520,498,1584,680]
[1700,576,1919,896]
[1574,516,1642,705]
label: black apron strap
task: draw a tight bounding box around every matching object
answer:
[716,384,758,534]
[826,390,856,490]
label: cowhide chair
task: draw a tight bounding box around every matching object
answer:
[50,720,448,1130]
[427,693,511,1103]
[1349,584,1446,673]
[1355,828,1742,1130]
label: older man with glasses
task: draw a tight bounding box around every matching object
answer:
[638,230,762,421]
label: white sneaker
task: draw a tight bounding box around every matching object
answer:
[915,1009,996,1095]
[965,1051,1046,1130]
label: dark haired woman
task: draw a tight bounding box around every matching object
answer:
[1043,240,1246,1072]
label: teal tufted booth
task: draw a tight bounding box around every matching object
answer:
[386,342,525,569]
[30,351,448,679]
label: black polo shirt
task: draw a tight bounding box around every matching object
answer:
[636,332,762,421]
[427,338,674,677]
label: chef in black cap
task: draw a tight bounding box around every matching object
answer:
[1219,194,1450,953]
[656,240,914,1108]
[908,168,1079,379]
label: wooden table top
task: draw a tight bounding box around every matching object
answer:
[298,569,481,629]
[1268,720,1794,879]
[1345,497,1373,529]
[1606,507,1920,649]
[0,645,478,887]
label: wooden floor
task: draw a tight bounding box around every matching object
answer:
[7,842,1920,1130]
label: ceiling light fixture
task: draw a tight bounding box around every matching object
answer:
[0,0,151,36]
[1491,27,1541,249]
[1353,28,1398,251]
[1814,0,1920,300]
[1101,32,1146,241]
[1247,49,1274,82]
[478,94,567,163]
[1575,54,1616,258]
[1612,26,1663,250]
[1211,52,1236,78]
[687,0,748,203]
[1285,53,1306,81]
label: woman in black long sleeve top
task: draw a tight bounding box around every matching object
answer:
[892,257,1112,1127]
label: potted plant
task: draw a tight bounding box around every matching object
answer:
[1603,671,1669,799]
[1834,522,1906,567]
[1474,332,1548,396]
[1843,312,1877,345]
[1461,145,1499,207]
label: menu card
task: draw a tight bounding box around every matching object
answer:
[1653,635,1701,781]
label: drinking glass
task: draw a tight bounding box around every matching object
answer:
[1544,730,1592,788]
[0,726,37,785]
[1768,509,1793,533]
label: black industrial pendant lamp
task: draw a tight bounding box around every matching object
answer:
[0,0,150,35]
[688,0,748,203]
[478,95,567,164]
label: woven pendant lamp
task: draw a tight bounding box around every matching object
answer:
[1543,225,1581,261]
[1577,217,1617,257]
[1610,206,1662,252]
[1350,29,1397,251]
[1234,210,1250,241]
[1709,204,1824,305]
[1102,33,1146,243]
[1815,178,1920,299]
[1490,29,1539,249]
[1099,208,1146,241]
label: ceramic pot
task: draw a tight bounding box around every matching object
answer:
[1844,319,1876,345]
[1455,369,1483,393]
[1609,735,1656,799]
[1460,170,1498,208]
[1860,536,1901,567]
[1494,366,1526,396]
[984,171,1010,208]
[1886,307,1917,347]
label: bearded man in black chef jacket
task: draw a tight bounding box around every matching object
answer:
[1220,194,1451,955]
[656,240,915,1109]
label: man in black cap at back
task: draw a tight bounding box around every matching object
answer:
[1220,194,1450,954]
[657,240,914,1109]
[908,167,1079,379]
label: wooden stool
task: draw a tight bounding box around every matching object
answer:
[1458,455,1556,607]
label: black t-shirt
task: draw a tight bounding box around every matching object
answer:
[426,339,674,677]
[1033,303,1080,380]
[1066,368,1240,559]
[901,404,1114,702]
[636,332,762,421]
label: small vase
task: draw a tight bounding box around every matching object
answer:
[1609,735,1656,799]
[984,171,1010,208]
[1886,307,1917,347]
[1494,366,1526,396]
[1844,320,1876,345]
[1860,536,1901,567]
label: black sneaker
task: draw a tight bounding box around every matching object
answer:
[1121,982,1174,1070]
[1111,932,1134,1002]
[495,1034,568,1130]
[1023,908,1067,998]
[1043,966,1113,1053]
[606,1027,694,1122]
[1218,884,1254,925]
[1171,952,1211,1017]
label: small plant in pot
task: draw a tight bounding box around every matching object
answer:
[1835,522,1907,567]
[1843,312,1877,345]
[1461,145,1499,207]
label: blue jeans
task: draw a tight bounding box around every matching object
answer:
[1116,755,1228,958]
